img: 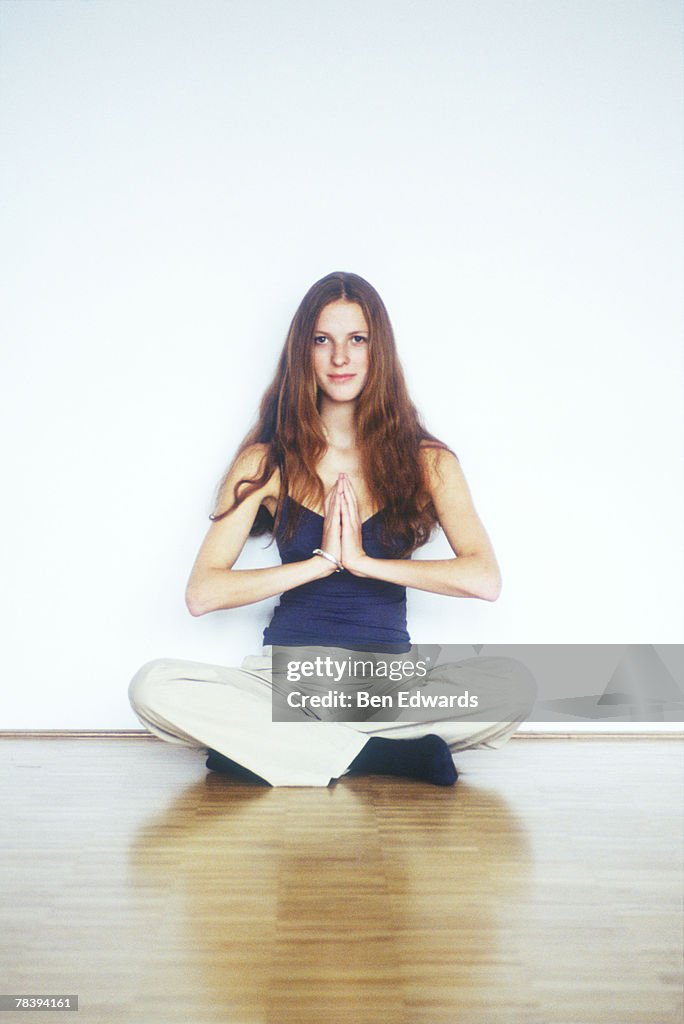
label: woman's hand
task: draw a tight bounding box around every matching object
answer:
[339,474,371,576]
[319,478,343,570]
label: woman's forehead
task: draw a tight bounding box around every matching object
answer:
[315,300,368,332]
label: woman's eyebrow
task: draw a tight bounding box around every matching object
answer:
[314,330,368,336]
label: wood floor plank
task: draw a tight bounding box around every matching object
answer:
[0,737,681,1023]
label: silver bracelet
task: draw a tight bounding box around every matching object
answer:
[312,548,344,572]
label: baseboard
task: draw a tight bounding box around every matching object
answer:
[0,730,682,740]
[512,731,683,739]
[0,730,160,738]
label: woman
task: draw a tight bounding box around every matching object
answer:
[128,272,534,787]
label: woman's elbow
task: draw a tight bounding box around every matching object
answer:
[186,570,242,615]
[185,587,206,617]
[450,557,501,602]
[185,578,214,617]
[480,563,502,602]
[482,577,502,602]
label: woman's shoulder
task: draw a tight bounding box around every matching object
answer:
[233,442,273,474]
[418,442,468,507]
[218,443,281,506]
[419,440,459,475]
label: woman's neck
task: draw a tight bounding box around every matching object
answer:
[319,397,358,452]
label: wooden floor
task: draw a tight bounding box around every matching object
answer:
[1,737,682,1024]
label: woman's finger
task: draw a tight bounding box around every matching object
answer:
[342,476,361,523]
[324,480,340,515]
[322,483,343,560]
[341,481,361,530]
[342,473,360,512]
[324,489,341,534]
[340,489,354,530]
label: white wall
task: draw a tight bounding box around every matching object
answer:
[1,0,682,729]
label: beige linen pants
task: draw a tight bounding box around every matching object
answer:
[128,648,535,787]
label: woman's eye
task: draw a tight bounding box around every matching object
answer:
[313,336,328,345]
[352,336,368,344]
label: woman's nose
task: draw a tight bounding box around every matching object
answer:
[331,344,350,366]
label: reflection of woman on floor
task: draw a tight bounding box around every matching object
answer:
[128,776,531,1022]
[128,272,534,787]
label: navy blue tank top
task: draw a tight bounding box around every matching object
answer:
[262,496,411,652]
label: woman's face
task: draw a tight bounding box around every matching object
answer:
[312,300,370,404]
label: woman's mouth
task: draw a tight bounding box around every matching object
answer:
[328,374,356,382]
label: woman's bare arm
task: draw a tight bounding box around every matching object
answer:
[340,448,502,601]
[185,445,335,616]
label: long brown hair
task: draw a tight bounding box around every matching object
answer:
[210,271,452,556]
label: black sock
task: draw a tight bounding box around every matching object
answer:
[347,735,458,787]
[205,748,271,786]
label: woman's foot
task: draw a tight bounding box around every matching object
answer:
[346,735,458,786]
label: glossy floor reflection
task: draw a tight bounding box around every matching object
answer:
[1,737,682,1023]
